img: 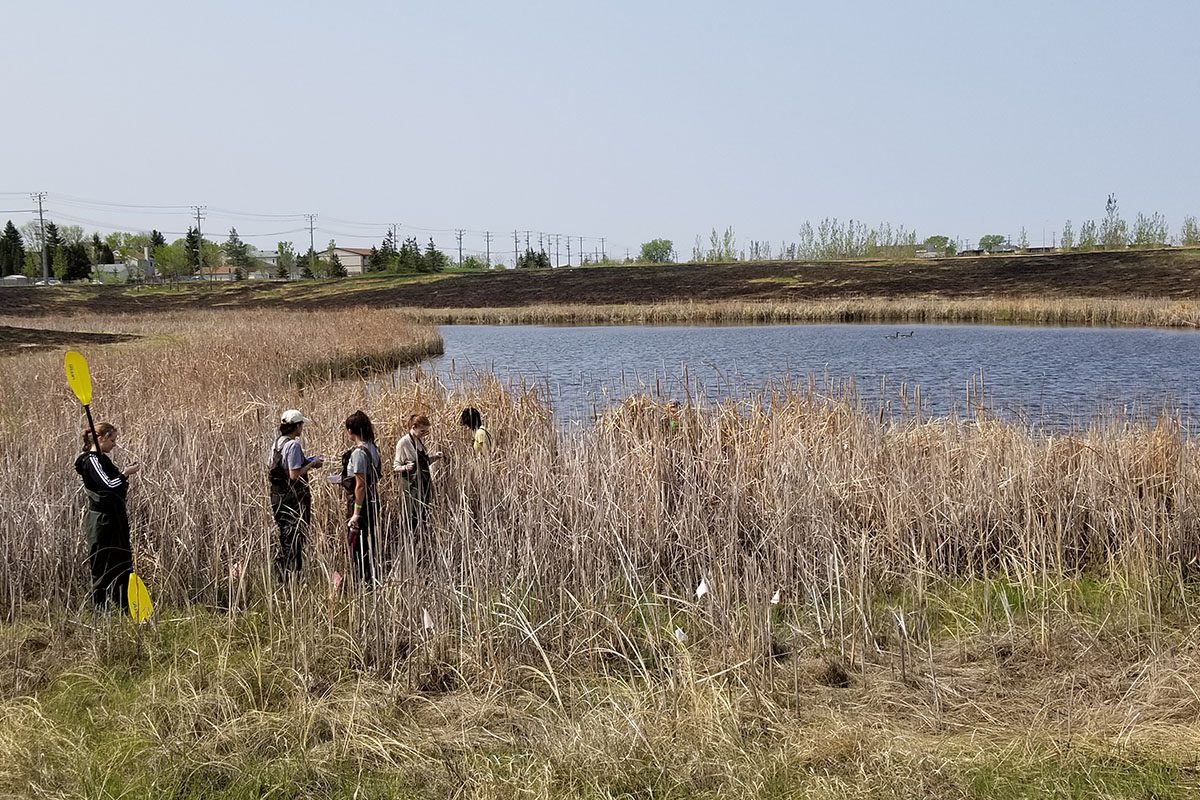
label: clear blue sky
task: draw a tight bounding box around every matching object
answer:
[3,0,1197,259]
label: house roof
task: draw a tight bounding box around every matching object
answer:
[330,247,373,256]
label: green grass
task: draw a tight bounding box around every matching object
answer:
[3,578,1199,799]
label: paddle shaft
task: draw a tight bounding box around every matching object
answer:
[83,403,101,452]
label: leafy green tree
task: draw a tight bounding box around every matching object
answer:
[1099,194,1128,250]
[1017,228,1029,249]
[22,249,40,278]
[460,255,488,270]
[153,242,190,281]
[639,239,676,263]
[1181,216,1200,247]
[1060,220,1075,250]
[276,241,296,279]
[1077,220,1098,250]
[51,246,67,279]
[922,235,956,257]
[1131,212,1169,248]
[0,221,25,277]
[978,234,1006,252]
[57,224,85,246]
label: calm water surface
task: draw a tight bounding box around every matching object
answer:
[427,323,1200,429]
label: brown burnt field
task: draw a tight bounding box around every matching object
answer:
[0,248,1198,319]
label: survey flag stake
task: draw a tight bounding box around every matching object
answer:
[695,577,709,599]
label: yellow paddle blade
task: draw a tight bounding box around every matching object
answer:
[128,572,153,624]
[64,351,93,406]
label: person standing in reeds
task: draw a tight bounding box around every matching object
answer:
[393,413,444,543]
[74,422,140,612]
[268,409,322,580]
[460,406,492,454]
[343,410,383,585]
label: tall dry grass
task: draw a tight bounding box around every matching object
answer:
[0,310,1195,666]
[407,296,1200,328]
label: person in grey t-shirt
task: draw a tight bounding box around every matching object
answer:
[268,409,322,579]
[343,409,382,586]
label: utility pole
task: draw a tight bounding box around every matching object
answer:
[455,229,464,265]
[484,231,492,267]
[600,237,606,262]
[192,205,207,281]
[555,234,560,267]
[566,235,571,267]
[513,230,519,267]
[578,236,584,264]
[305,214,317,277]
[524,230,531,251]
[31,192,47,281]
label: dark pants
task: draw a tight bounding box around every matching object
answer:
[271,486,311,579]
[85,507,132,612]
[349,499,379,587]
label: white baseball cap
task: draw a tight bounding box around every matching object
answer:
[281,409,309,425]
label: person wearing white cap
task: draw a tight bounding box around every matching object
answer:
[267,409,323,579]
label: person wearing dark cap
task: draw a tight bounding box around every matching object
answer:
[268,409,322,579]
[459,406,492,454]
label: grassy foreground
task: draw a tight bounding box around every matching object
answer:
[3,590,1199,799]
[3,310,1200,797]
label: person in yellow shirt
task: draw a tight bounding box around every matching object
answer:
[459,406,492,454]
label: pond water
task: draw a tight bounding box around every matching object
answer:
[426,323,1200,429]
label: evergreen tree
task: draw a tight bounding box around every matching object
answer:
[398,237,423,272]
[0,221,25,277]
[379,228,398,270]
[185,227,201,274]
[327,240,347,277]
[423,238,448,272]
[223,227,254,279]
[44,222,63,255]
[62,241,92,281]
[366,245,387,272]
[517,247,552,269]
[150,230,166,249]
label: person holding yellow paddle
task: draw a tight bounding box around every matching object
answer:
[74,422,140,611]
[65,351,153,622]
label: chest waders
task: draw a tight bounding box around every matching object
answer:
[84,487,133,610]
[269,443,312,578]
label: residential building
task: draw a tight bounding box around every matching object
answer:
[326,246,372,275]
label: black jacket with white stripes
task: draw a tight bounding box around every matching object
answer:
[74,450,128,511]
